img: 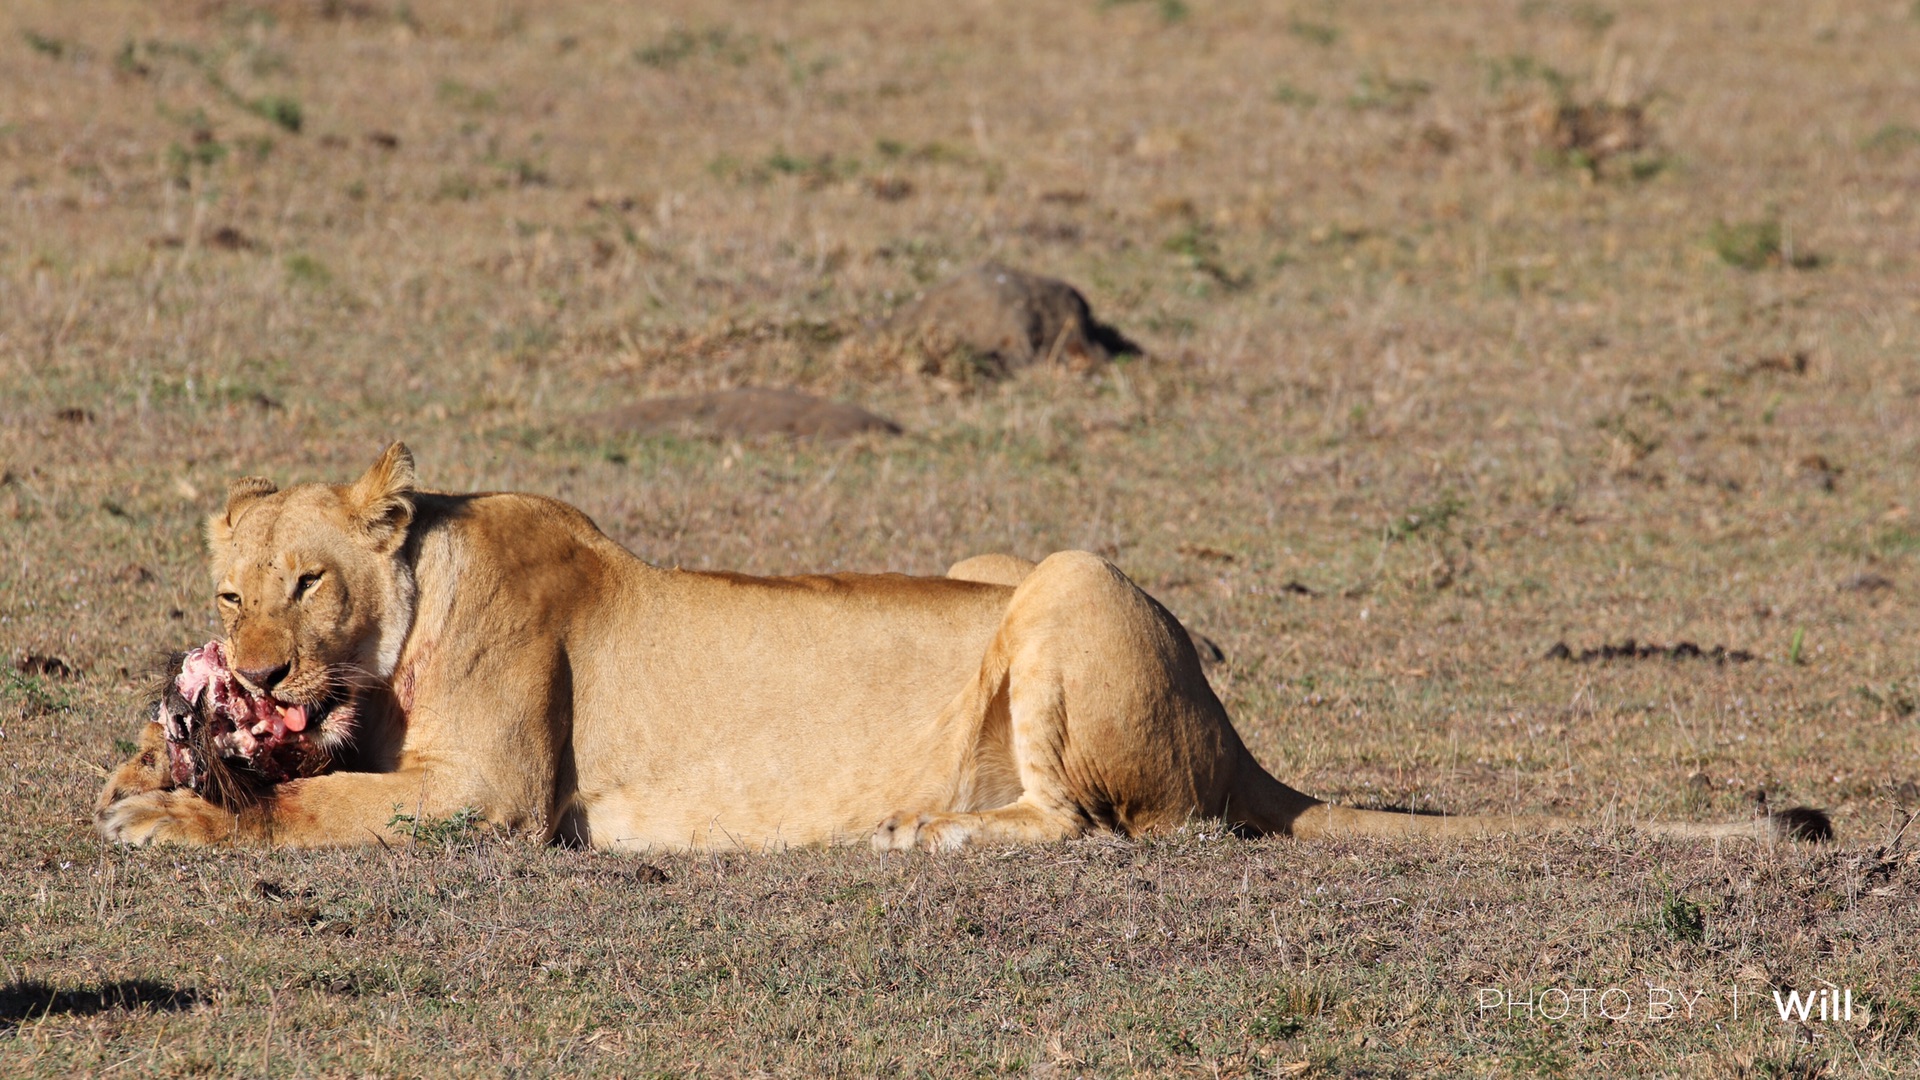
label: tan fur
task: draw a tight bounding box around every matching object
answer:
[97,445,1822,850]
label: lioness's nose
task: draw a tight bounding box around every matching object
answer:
[236,662,291,692]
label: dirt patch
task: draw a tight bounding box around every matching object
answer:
[586,387,901,441]
[837,263,1141,384]
[205,226,257,252]
[1544,639,1756,664]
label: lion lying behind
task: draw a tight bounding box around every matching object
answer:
[96,444,1830,849]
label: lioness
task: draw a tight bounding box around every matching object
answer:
[96,444,1829,849]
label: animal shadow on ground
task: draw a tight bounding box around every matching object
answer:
[586,386,902,441]
[0,980,205,1031]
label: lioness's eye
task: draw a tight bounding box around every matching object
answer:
[217,591,240,605]
[296,571,323,599]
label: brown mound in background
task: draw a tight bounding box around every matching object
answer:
[586,387,901,441]
[837,263,1141,385]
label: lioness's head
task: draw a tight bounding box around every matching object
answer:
[204,442,419,749]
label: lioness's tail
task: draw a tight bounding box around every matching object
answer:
[1221,756,1832,843]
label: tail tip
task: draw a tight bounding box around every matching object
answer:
[1768,806,1833,842]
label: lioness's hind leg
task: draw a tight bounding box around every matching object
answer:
[873,672,1091,852]
[877,551,1247,852]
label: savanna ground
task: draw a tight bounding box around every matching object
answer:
[3,0,1919,1075]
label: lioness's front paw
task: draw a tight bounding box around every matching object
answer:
[871,812,976,853]
[95,723,173,813]
[96,789,237,846]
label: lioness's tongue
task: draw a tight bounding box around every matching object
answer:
[281,704,308,732]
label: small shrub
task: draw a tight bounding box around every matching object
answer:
[1387,494,1465,541]
[2,669,71,715]
[1347,71,1431,112]
[1659,891,1707,944]
[247,95,303,134]
[436,79,497,112]
[435,173,481,201]
[1286,19,1338,46]
[634,26,754,69]
[494,156,549,186]
[1098,0,1189,25]
[1862,123,1920,154]
[22,30,72,59]
[387,806,485,846]
[1272,82,1319,107]
[284,253,331,286]
[1484,53,1569,95]
[1710,217,1782,270]
[1569,3,1616,32]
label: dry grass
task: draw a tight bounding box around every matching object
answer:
[4,0,1920,1074]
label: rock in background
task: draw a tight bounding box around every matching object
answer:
[836,263,1141,387]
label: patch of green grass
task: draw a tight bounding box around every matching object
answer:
[1569,2,1616,32]
[284,252,331,286]
[1098,0,1190,25]
[1286,19,1339,46]
[234,133,274,161]
[1484,53,1569,95]
[492,321,557,363]
[1709,217,1817,270]
[434,173,481,201]
[1660,889,1707,944]
[1861,123,1920,154]
[2,668,72,716]
[386,806,486,846]
[22,29,75,60]
[764,150,818,176]
[1519,0,1616,33]
[1872,525,1920,557]
[244,94,303,134]
[492,156,550,187]
[1851,681,1917,718]
[721,149,860,187]
[634,25,756,69]
[1272,82,1319,106]
[1347,71,1432,111]
[1626,153,1672,181]
[436,78,498,112]
[1710,217,1782,270]
[1386,493,1466,541]
[1162,225,1252,291]
[166,136,228,176]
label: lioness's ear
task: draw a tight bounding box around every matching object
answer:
[347,442,416,550]
[206,476,279,549]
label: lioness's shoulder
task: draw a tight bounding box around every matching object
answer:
[414,490,612,543]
